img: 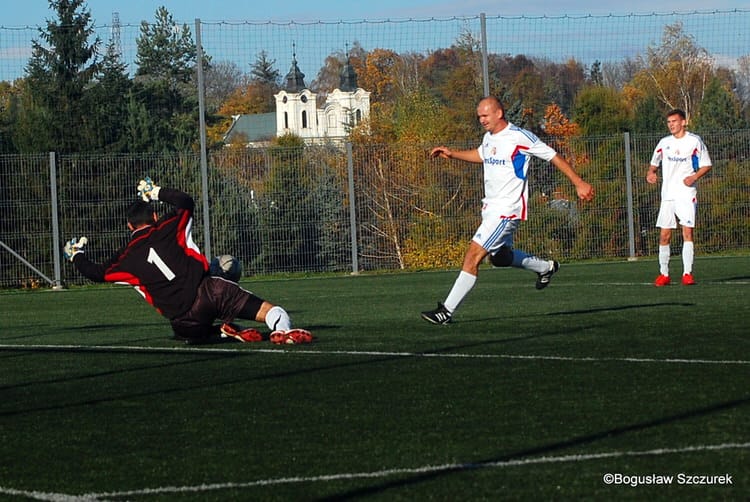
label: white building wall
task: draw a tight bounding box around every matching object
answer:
[274,87,370,141]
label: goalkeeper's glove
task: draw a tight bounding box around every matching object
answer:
[63,237,88,262]
[137,177,161,202]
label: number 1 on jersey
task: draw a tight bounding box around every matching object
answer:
[147,247,176,280]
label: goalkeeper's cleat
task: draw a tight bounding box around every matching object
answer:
[535,260,559,290]
[270,329,314,345]
[654,274,671,287]
[681,273,696,286]
[421,302,452,325]
[220,323,263,342]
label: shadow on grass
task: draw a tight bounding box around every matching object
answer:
[316,395,750,501]
[0,339,384,418]
[546,301,695,316]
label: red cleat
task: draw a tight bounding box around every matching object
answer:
[270,329,314,345]
[654,274,671,287]
[681,273,696,286]
[220,323,263,342]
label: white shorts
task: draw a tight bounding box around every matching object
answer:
[656,198,697,229]
[471,204,520,253]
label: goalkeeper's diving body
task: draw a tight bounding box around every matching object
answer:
[63,178,313,345]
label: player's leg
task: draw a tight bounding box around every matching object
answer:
[170,322,222,344]
[423,213,516,324]
[654,201,676,286]
[488,219,558,289]
[234,292,312,343]
[187,277,264,342]
[676,199,697,285]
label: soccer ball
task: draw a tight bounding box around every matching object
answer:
[209,254,242,282]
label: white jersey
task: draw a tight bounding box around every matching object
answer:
[650,132,712,201]
[477,122,557,220]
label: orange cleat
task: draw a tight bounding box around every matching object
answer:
[270,329,314,345]
[654,274,671,287]
[220,323,263,342]
[681,273,696,286]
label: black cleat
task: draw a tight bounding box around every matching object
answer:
[421,302,452,325]
[535,260,559,290]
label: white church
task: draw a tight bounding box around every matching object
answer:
[223,52,371,147]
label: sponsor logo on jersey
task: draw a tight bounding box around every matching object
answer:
[667,155,689,163]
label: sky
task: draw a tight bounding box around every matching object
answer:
[1,0,748,26]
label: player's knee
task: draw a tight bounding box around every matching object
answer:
[489,246,513,267]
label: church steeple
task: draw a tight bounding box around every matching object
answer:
[339,47,358,92]
[283,44,306,93]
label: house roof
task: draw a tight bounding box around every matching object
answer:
[224,113,276,143]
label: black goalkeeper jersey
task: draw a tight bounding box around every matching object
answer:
[73,188,209,319]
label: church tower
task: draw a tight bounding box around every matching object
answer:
[322,50,371,138]
[274,47,320,139]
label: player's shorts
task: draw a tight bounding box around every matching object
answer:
[656,198,697,229]
[170,276,264,339]
[472,204,521,254]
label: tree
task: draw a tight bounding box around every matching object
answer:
[572,85,632,136]
[538,58,587,116]
[131,6,199,151]
[311,42,367,96]
[84,39,131,152]
[630,93,666,134]
[135,7,196,85]
[693,74,744,132]
[204,60,248,113]
[22,0,100,153]
[354,48,400,106]
[735,55,750,120]
[256,134,321,272]
[0,81,21,153]
[589,60,603,86]
[250,50,281,86]
[634,21,713,121]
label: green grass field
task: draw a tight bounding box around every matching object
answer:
[1,256,748,500]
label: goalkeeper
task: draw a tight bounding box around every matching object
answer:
[63,178,313,345]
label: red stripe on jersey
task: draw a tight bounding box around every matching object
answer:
[174,209,208,270]
[103,270,161,314]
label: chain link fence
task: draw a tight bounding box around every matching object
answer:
[2,131,748,288]
[1,10,749,287]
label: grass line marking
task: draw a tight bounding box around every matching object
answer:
[3,442,747,500]
[0,343,748,365]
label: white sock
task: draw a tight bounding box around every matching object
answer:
[658,244,670,276]
[511,249,549,274]
[265,305,291,331]
[444,271,476,313]
[682,241,694,275]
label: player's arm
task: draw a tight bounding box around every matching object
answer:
[550,154,595,201]
[684,165,711,187]
[138,177,195,211]
[153,187,195,211]
[430,146,482,164]
[72,253,107,282]
[646,164,659,184]
[63,237,116,283]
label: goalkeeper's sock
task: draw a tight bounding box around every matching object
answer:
[265,305,291,331]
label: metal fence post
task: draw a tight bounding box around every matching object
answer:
[49,151,63,288]
[346,142,359,274]
[480,13,489,97]
[624,132,636,260]
[195,18,212,260]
